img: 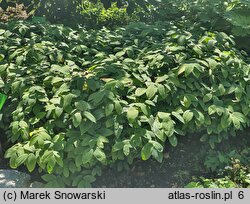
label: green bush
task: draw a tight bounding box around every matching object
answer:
[204,146,250,172]
[0,0,83,25]
[0,20,250,187]
[186,159,250,188]
[152,0,250,53]
[0,3,29,22]
[0,0,138,28]
[79,1,137,28]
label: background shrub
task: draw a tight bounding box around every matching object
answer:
[79,1,137,28]
[0,0,137,28]
[153,0,250,53]
[186,159,250,188]
[0,3,29,22]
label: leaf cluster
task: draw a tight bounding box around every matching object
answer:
[0,20,250,187]
[186,159,250,188]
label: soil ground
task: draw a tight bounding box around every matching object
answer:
[93,135,209,188]
[93,130,250,187]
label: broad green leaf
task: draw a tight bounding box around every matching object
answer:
[127,107,139,123]
[84,111,96,123]
[206,58,218,69]
[130,135,141,147]
[203,93,213,102]
[75,101,90,112]
[232,112,246,123]
[52,77,64,85]
[105,104,114,116]
[73,112,82,127]
[55,107,63,118]
[141,143,153,160]
[4,148,16,159]
[172,112,185,124]
[208,105,217,115]
[156,75,168,83]
[75,155,82,167]
[235,87,243,100]
[162,120,174,137]
[178,63,195,76]
[137,103,148,115]
[16,154,28,166]
[114,101,123,114]
[0,29,5,35]
[135,88,146,97]
[181,96,191,108]
[112,142,124,152]
[51,65,70,75]
[79,121,93,134]
[193,45,203,56]
[123,144,130,156]
[0,54,4,61]
[158,84,167,98]
[218,84,226,95]
[88,91,105,105]
[183,110,194,123]
[63,94,73,108]
[27,154,36,172]
[231,112,246,129]
[82,149,94,164]
[195,111,205,126]
[158,112,170,121]
[0,93,7,110]
[221,112,231,128]
[63,167,70,178]
[10,155,18,169]
[169,135,178,147]
[146,85,157,99]
[150,141,163,152]
[94,148,106,164]
[55,157,63,167]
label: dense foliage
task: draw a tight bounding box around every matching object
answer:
[0,3,29,22]
[0,19,249,186]
[0,0,140,27]
[186,160,250,188]
[0,0,250,188]
[79,1,136,28]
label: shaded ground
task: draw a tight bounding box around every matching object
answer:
[93,135,209,188]
[93,130,250,188]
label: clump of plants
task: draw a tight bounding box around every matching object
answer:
[80,1,136,28]
[186,159,250,188]
[0,20,250,187]
[0,0,139,28]
[0,3,29,22]
[204,147,250,172]
[155,0,250,53]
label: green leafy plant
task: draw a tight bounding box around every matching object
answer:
[80,1,136,28]
[1,20,250,187]
[0,93,7,110]
[0,0,83,24]
[0,0,145,27]
[204,148,250,172]
[152,0,250,52]
[186,159,250,188]
[0,3,29,21]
